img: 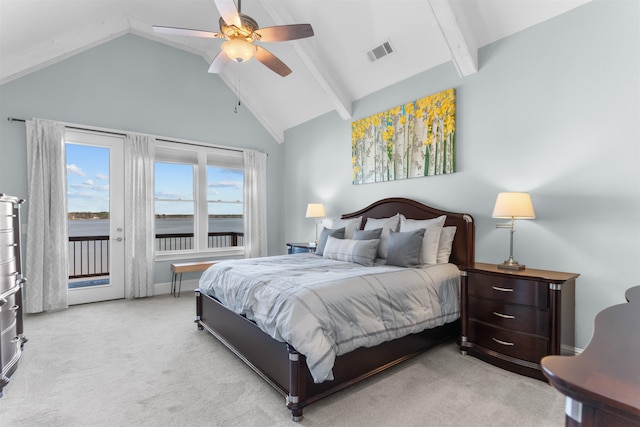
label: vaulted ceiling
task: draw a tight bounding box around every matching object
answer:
[0,0,590,142]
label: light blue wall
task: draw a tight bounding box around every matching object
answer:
[0,34,285,283]
[283,0,640,349]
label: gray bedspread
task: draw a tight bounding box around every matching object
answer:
[198,253,460,383]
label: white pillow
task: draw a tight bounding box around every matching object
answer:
[437,226,457,264]
[399,214,446,265]
[321,216,362,239]
[364,214,400,259]
[323,236,379,267]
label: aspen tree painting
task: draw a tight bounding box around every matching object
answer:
[352,88,455,185]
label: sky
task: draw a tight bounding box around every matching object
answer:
[66,143,243,215]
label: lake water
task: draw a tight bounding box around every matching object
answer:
[68,217,243,236]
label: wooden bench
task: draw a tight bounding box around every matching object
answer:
[171,261,217,297]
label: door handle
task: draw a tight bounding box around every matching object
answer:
[113,237,123,242]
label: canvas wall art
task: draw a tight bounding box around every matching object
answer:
[351,88,456,185]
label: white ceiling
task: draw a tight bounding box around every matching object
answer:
[0,0,590,143]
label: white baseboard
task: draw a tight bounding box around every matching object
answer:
[562,344,583,355]
[154,278,200,296]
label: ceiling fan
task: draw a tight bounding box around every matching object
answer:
[152,0,314,77]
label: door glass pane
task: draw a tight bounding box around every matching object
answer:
[207,166,244,248]
[155,162,194,252]
[66,143,110,288]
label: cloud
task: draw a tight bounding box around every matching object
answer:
[95,173,108,181]
[67,164,86,176]
[208,180,242,190]
[154,190,187,200]
[70,181,108,192]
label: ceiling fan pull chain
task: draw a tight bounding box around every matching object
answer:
[234,77,241,113]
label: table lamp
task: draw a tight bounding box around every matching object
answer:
[492,192,535,270]
[305,203,326,245]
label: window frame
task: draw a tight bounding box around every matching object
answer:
[154,141,244,262]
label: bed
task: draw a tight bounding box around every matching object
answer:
[195,197,475,420]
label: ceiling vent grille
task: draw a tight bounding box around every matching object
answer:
[367,41,394,62]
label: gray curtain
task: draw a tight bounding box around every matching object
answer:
[25,118,69,313]
[243,150,267,258]
[124,133,156,298]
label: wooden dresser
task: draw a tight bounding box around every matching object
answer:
[541,286,640,426]
[0,194,27,397]
[460,262,579,381]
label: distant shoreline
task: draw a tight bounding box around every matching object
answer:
[68,213,242,220]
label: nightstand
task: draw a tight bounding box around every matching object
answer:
[286,242,316,254]
[459,262,579,381]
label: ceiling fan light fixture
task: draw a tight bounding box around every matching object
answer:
[222,39,256,63]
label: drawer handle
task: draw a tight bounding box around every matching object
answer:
[9,304,19,312]
[493,311,515,319]
[492,337,514,346]
[492,286,514,292]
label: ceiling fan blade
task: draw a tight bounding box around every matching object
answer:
[152,26,222,39]
[214,0,242,28]
[255,24,314,42]
[208,51,231,74]
[255,46,292,77]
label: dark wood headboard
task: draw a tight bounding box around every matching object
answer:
[341,197,475,268]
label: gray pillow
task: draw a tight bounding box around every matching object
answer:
[315,227,345,256]
[323,237,380,267]
[353,228,383,240]
[385,228,426,267]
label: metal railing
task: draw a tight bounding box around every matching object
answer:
[68,235,109,279]
[154,232,244,251]
[68,232,244,279]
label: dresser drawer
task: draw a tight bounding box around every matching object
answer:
[0,259,18,293]
[0,230,16,263]
[468,296,549,337]
[468,272,548,308]
[0,203,16,231]
[1,321,20,368]
[0,289,19,330]
[468,320,549,363]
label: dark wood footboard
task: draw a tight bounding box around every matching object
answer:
[196,289,459,420]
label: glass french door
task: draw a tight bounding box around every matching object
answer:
[65,130,125,304]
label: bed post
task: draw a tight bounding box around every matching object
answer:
[286,344,304,421]
[195,289,204,330]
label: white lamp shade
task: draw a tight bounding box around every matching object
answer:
[492,192,536,219]
[222,39,256,63]
[305,203,326,218]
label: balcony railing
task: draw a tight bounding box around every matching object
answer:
[68,232,243,279]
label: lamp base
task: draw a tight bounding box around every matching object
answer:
[497,260,525,270]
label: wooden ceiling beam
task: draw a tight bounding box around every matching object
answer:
[428,0,478,77]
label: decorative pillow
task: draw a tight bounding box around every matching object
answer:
[399,214,446,265]
[353,228,383,240]
[437,226,457,264]
[323,236,380,267]
[385,229,426,268]
[364,214,400,259]
[315,227,345,256]
[321,216,362,239]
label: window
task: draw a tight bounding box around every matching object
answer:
[154,162,195,251]
[207,165,244,249]
[154,141,244,258]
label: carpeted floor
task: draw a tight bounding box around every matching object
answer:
[1,294,566,426]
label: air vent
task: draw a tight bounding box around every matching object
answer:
[367,41,394,62]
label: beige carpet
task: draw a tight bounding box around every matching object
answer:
[1,294,566,426]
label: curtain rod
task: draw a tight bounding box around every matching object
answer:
[6,116,251,155]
